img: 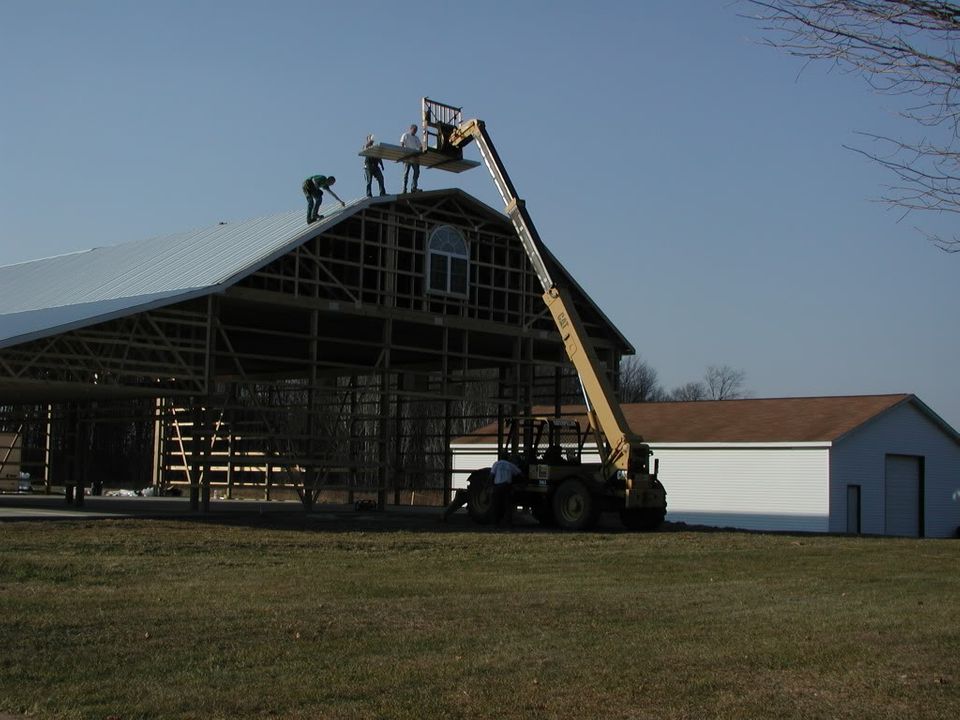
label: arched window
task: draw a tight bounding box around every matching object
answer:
[427,225,469,296]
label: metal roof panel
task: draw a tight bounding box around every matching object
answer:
[360,143,480,173]
[0,200,358,346]
[0,189,631,356]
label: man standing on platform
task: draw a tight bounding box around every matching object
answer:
[400,124,422,193]
[362,134,386,197]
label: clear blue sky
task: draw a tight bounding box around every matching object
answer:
[2,1,958,429]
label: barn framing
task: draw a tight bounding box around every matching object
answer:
[0,189,632,510]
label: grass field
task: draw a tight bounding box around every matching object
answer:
[0,513,957,719]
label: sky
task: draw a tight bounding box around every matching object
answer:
[1,0,958,429]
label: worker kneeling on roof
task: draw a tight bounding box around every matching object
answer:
[302,174,345,224]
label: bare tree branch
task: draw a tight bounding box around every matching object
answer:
[741,0,960,252]
[618,356,666,403]
[669,382,710,402]
[705,365,749,400]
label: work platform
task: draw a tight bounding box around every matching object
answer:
[359,143,480,173]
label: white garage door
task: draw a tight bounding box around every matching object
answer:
[884,455,922,537]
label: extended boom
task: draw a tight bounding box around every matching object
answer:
[422,98,666,530]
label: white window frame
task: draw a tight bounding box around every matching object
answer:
[426,225,469,297]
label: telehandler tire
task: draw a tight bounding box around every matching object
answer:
[466,469,496,525]
[552,478,599,531]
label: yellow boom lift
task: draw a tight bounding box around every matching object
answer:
[362,99,666,530]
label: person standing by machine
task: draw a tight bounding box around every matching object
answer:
[400,123,422,193]
[490,456,523,527]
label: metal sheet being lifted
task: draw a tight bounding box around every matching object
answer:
[359,143,481,173]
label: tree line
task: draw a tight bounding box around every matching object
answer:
[618,357,749,403]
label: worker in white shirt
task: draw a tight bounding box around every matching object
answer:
[400,123,422,193]
[490,456,523,527]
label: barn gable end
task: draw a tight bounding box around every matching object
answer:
[0,190,630,506]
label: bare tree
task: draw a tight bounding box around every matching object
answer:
[704,364,748,400]
[669,381,709,402]
[742,0,960,252]
[666,365,748,401]
[618,356,666,402]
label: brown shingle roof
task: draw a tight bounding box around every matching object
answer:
[454,394,942,444]
[620,394,911,443]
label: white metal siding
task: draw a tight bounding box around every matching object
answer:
[450,444,498,488]
[451,443,831,533]
[830,402,960,538]
[653,447,830,532]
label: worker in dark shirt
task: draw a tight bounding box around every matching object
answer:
[362,134,387,197]
[302,175,345,223]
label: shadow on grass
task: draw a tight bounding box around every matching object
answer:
[3,493,929,539]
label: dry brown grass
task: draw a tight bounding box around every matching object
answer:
[0,515,957,719]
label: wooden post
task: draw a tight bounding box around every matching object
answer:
[64,404,77,505]
[442,326,452,505]
[226,383,236,500]
[348,376,358,506]
[226,430,234,500]
[443,398,452,506]
[201,296,216,512]
[201,405,211,513]
[43,404,53,495]
[378,319,392,510]
[75,409,86,506]
[304,309,319,512]
[393,373,404,506]
[189,402,201,511]
[151,397,164,495]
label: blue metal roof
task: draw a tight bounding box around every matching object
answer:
[0,200,358,349]
[0,189,633,354]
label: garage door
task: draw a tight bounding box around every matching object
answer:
[884,455,922,537]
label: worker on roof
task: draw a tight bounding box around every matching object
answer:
[302,175,345,224]
[362,134,387,197]
[400,124,422,193]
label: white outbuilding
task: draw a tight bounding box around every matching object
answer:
[451,394,960,538]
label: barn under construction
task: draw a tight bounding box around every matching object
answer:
[0,189,632,510]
